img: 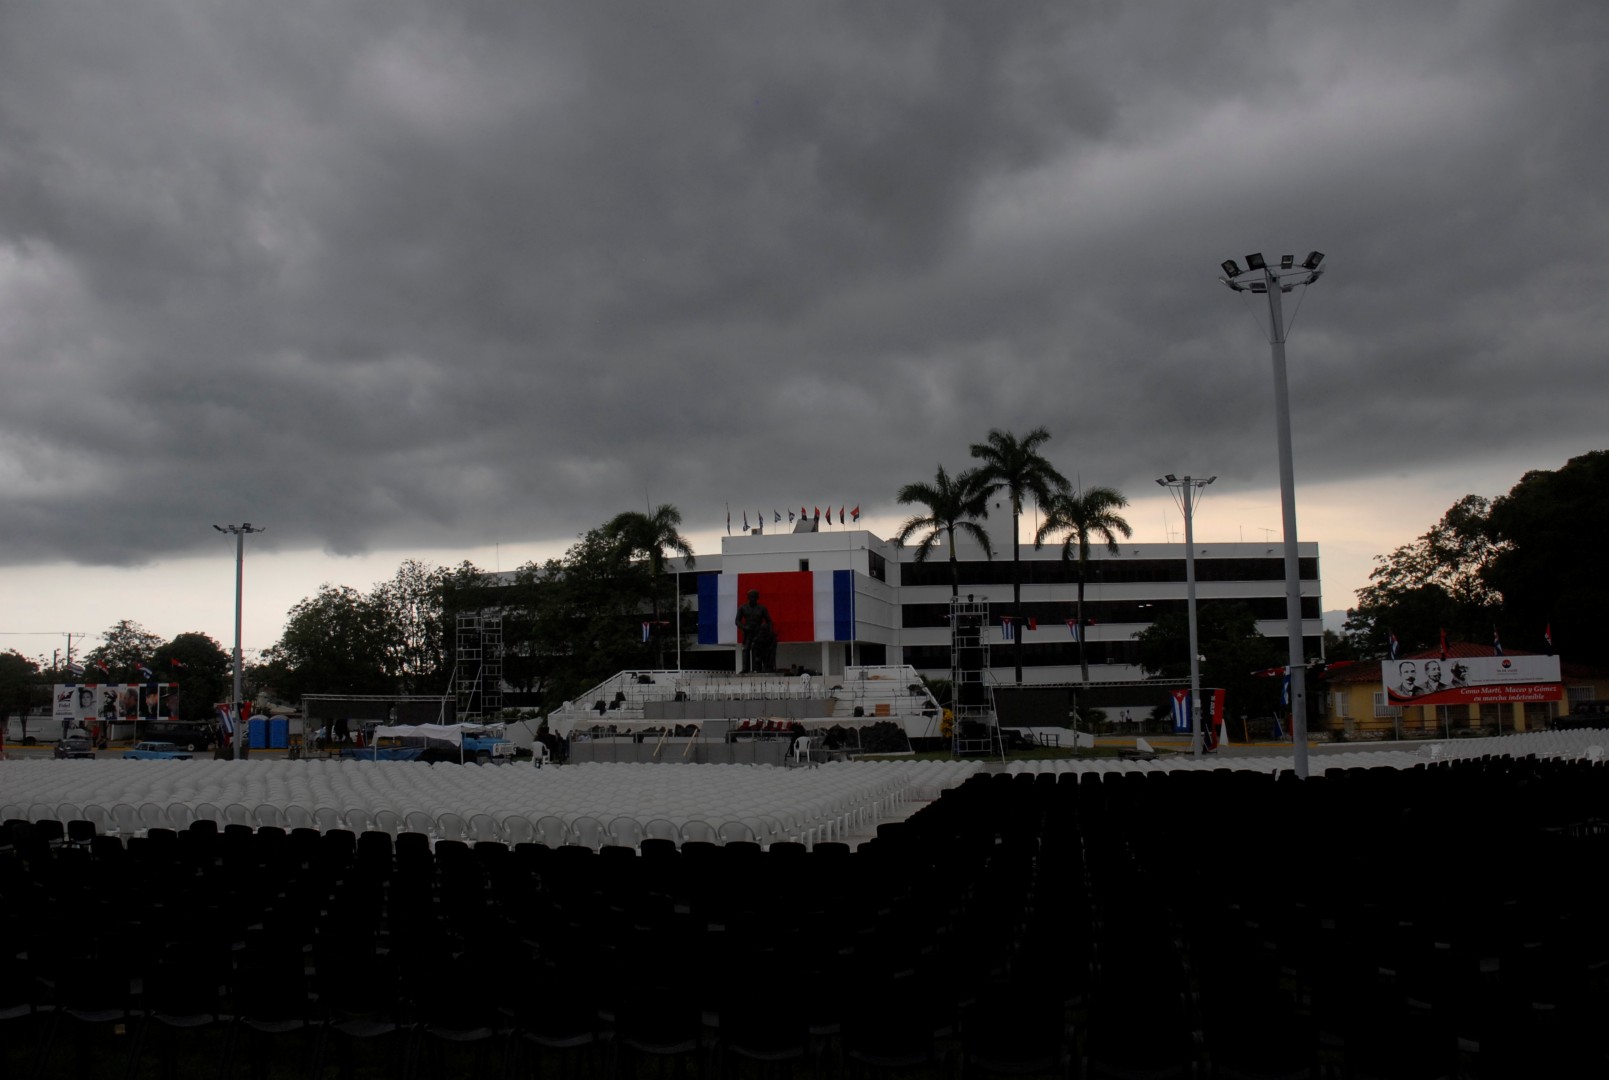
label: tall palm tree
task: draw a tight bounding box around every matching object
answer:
[1035,486,1133,684]
[604,504,696,667]
[969,427,1070,683]
[893,465,995,596]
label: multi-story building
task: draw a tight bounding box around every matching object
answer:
[674,525,1321,687]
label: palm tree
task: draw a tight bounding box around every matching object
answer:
[893,465,995,596]
[1035,486,1133,684]
[969,427,1070,683]
[604,505,696,667]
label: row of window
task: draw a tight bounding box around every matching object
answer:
[899,557,1319,589]
[900,596,1322,629]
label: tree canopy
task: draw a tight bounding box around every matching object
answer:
[1344,450,1609,662]
[894,464,994,596]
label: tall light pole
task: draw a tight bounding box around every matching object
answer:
[214,522,265,758]
[1219,251,1324,779]
[1157,475,1215,757]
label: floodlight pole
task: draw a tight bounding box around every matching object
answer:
[1158,476,1215,757]
[1218,251,1323,780]
[215,523,264,758]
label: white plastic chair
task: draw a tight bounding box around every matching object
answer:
[498,814,536,846]
[534,815,569,849]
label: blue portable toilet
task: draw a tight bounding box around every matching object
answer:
[248,715,268,750]
[269,716,288,749]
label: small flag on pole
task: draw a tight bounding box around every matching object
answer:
[743,511,749,531]
[839,506,845,524]
[726,505,731,535]
[138,664,154,680]
[216,704,235,735]
[788,510,795,523]
[1027,617,1037,631]
[1439,629,1448,661]
[1492,627,1503,656]
[1388,630,1399,660]
[170,657,186,669]
[642,621,652,643]
[1067,619,1080,641]
[851,505,860,522]
[1544,623,1554,653]
[1000,617,1015,641]
[66,661,85,678]
[95,661,111,675]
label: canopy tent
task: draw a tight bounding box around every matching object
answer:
[371,723,464,746]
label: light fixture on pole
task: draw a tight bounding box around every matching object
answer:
[1156,475,1215,757]
[1218,250,1324,779]
[213,522,265,758]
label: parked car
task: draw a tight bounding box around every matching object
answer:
[142,721,216,752]
[54,734,96,759]
[122,741,193,760]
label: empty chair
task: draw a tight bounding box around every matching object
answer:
[534,816,568,849]
[467,814,501,844]
[436,813,468,842]
[498,814,535,846]
[606,816,647,849]
[253,804,287,829]
[402,810,436,837]
[568,816,606,851]
[372,809,403,835]
[679,820,718,846]
[193,802,224,825]
[27,803,55,824]
[716,820,757,845]
[284,804,315,831]
[82,804,114,835]
[166,803,197,830]
[345,807,375,833]
[55,802,83,824]
[139,802,168,830]
[111,803,142,837]
[644,819,680,845]
[224,803,253,828]
[312,806,343,831]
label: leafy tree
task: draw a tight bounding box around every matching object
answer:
[969,427,1069,683]
[1034,485,1132,685]
[0,650,45,740]
[521,527,656,711]
[893,465,994,597]
[603,505,695,667]
[1344,494,1501,656]
[372,558,462,694]
[1483,450,1609,662]
[85,619,165,680]
[152,632,231,724]
[260,585,400,701]
[1134,601,1285,723]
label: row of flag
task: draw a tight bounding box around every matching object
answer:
[997,616,1096,641]
[727,505,861,533]
[1386,624,1553,661]
[63,657,187,679]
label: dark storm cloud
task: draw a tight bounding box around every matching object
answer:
[1,0,1605,567]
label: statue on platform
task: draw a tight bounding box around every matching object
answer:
[735,589,777,673]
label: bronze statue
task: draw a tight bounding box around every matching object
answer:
[735,589,777,672]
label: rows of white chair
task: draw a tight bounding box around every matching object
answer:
[0,758,981,850]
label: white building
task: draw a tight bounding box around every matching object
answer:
[674,525,1321,686]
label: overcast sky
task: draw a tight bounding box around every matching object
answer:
[3,0,1605,662]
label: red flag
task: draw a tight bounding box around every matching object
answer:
[813,507,820,519]
[169,657,186,669]
[851,505,860,522]
[1027,617,1037,631]
[801,507,807,520]
[1544,624,1554,653]
[839,506,845,524]
[1439,628,1448,661]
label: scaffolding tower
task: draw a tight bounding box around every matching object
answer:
[455,613,503,724]
[949,596,1003,756]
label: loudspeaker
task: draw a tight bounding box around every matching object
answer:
[958,683,986,706]
[958,647,985,671]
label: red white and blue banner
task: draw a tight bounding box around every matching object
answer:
[697,569,856,645]
[1383,655,1562,706]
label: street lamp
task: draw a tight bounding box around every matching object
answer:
[213,523,265,758]
[1219,250,1324,779]
[1156,475,1215,757]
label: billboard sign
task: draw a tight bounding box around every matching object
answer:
[1382,655,1562,707]
[52,683,178,725]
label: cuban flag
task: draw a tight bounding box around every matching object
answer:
[1544,624,1553,653]
[1171,689,1190,733]
[1492,628,1503,656]
[1388,631,1399,660]
[65,661,85,678]
[1000,616,1015,642]
[138,664,154,680]
[642,621,652,643]
[698,569,856,644]
[95,660,111,675]
[216,703,236,735]
[1067,619,1080,641]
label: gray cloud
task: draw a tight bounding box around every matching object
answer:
[2,0,1606,568]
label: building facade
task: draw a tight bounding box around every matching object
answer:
[674,526,1322,687]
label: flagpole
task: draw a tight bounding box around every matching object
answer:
[214,523,264,758]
